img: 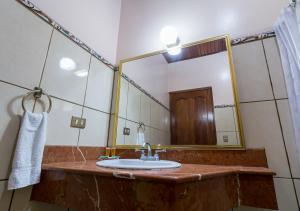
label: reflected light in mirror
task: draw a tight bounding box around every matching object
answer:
[220,71,230,81]
[167,46,182,55]
[59,57,76,71]
[74,69,88,77]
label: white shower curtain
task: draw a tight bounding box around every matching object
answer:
[274,0,300,164]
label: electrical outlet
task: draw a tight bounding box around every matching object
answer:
[71,116,86,129]
[223,135,229,143]
[123,127,130,135]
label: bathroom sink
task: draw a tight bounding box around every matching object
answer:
[96,159,181,170]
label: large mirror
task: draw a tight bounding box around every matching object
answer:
[113,35,244,149]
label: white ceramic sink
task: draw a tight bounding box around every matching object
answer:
[96,159,181,170]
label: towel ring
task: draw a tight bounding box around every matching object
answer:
[22,88,52,113]
[137,122,146,132]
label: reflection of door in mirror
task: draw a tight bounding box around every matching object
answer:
[170,87,217,145]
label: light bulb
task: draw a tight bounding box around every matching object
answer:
[59,57,76,71]
[160,26,178,45]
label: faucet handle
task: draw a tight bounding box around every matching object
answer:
[135,148,146,160]
[155,144,166,152]
[154,149,166,153]
[154,145,166,161]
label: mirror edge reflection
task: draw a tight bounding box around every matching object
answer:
[112,34,246,150]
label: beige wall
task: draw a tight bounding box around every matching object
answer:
[116,0,288,62]
[0,0,114,210]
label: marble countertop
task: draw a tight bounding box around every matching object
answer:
[42,160,275,183]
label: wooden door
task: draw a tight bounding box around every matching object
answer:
[169,87,217,145]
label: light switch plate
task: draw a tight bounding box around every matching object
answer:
[71,116,86,129]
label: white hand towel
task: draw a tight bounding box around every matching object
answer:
[8,111,47,190]
[136,130,145,145]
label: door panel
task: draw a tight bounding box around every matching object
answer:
[170,87,217,145]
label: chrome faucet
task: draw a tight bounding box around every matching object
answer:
[136,143,166,161]
[143,142,152,157]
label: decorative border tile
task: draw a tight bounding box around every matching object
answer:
[17,0,116,71]
[231,31,276,46]
[121,73,169,111]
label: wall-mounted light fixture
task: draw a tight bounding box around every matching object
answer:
[160,26,181,55]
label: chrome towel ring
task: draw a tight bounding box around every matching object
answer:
[22,87,52,113]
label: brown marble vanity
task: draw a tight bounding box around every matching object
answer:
[30,146,278,211]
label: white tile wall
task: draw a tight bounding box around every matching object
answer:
[118,78,128,118]
[217,132,238,145]
[294,179,300,200]
[162,108,170,132]
[43,98,82,146]
[234,38,300,210]
[9,186,32,211]
[215,107,236,132]
[10,186,66,211]
[79,108,109,146]
[126,83,141,122]
[273,178,299,211]
[124,120,138,145]
[232,41,274,102]
[144,126,151,144]
[150,128,163,145]
[0,181,13,211]
[263,38,288,99]
[116,118,126,145]
[41,30,91,104]
[140,93,151,126]
[0,0,52,89]
[150,100,164,130]
[277,100,300,178]
[85,56,114,113]
[240,101,291,178]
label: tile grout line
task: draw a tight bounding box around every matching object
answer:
[106,70,116,147]
[0,79,31,91]
[8,190,15,211]
[240,98,288,104]
[262,40,300,209]
[76,55,93,148]
[47,95,111,115]
[119,116,169,133]
[37,27,54,88]
[33,27,54,112]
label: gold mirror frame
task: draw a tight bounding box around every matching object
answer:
[112,35,245,150]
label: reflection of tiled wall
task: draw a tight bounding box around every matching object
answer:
[215,106,240,145]
[117,78,170,146]
[0,0,114,210]
[232,38,300,211]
